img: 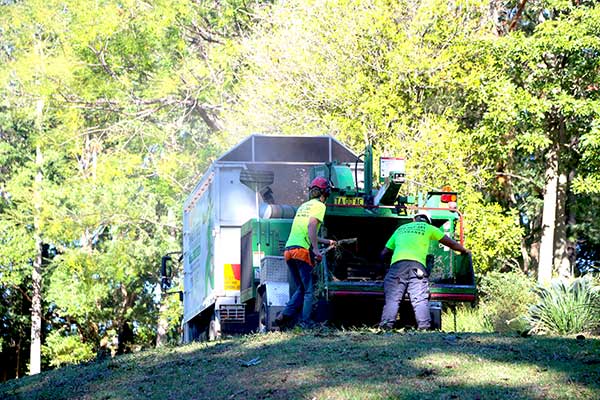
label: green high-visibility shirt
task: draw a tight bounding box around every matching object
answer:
[285,199,326,249]
[385,221,444,266]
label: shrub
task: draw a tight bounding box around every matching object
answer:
[478,270,537,333]
[442,304,493,333]
[527,276,600,335]
[42,330,95,368]
[592,276,600,335]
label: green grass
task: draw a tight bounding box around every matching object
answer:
[2,329,599,400]
[442,305,494,333]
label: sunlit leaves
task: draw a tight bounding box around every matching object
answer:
[42,330,95,368]
[230,0,522,270]
[0,0,251,369]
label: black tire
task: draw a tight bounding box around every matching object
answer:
[430,303,442,330]
[198,323,209,342]
[258,298,269,333]
[208,313,220,341]
[313,298,331,324]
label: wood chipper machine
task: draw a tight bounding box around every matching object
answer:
[244,143,476,331]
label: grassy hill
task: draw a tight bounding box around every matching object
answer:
[1,329,599,400]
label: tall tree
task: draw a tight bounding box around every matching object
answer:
[465,1,600,282]
[0,0,262,375]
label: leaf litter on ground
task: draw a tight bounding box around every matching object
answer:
[1,329,599,400]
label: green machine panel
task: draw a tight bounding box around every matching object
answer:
[321,210,476,304]
[240,218,293,303]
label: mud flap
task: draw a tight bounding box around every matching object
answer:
[429,301,442,330]
[312,298,331,323]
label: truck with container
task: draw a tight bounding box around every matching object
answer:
[163,134,476,342]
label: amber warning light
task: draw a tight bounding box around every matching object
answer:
[440,186,457,203]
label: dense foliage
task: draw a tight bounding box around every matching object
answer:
[1,0,599,378]
[0,0,257,378]
[227,0,525,272]
[478,270,537,333]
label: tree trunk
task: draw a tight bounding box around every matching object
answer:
[29,42,46,376]
[554,170,571,280]
[553,115,574,280]
[566,170,577,275]
[15,336,22,379]
[156,296,170,347]
[530,239,540,270]
[520,238,530,274]
[157,209,179,347]
[538,143,559,284]
[116,286,136,355]
[29,144,43,375]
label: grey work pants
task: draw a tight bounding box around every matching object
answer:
[380,260,431,329]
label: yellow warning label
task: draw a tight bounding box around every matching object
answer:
[224,263,241,291]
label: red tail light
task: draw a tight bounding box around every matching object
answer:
[441,193,457,203]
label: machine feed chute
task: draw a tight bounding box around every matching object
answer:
[240,169,275,215]
[374,156,406,206]
[240,169,275,193]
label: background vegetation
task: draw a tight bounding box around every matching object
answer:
[1,0,599,382]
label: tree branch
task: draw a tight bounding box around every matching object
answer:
[509,0,529,32]
[87,43,119,81]
[496,171,542,190]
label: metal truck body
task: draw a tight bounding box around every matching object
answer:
[318,146,475,328]
[181,135,359,342]
[182,162,252,341]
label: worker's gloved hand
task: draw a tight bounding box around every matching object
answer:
[312,249,323,263]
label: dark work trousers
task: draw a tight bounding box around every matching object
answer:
[282,258,314,324]
[380,260,431,329]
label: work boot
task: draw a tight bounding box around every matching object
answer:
[274,312,290,328]
[378,321,394,331]
[297,320,317,330]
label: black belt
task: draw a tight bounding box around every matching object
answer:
[285,245,306,251]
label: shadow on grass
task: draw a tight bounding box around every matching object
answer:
[1,331,599,400]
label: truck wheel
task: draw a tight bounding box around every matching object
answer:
[208,314,221,341]
[200,327,208,342]
[430,301,442,330]
[258,296,269,333]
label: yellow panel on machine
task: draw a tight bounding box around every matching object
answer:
[333,196,364,206]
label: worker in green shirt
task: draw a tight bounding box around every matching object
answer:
[275,176,336,329]
[379,211,470,330]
